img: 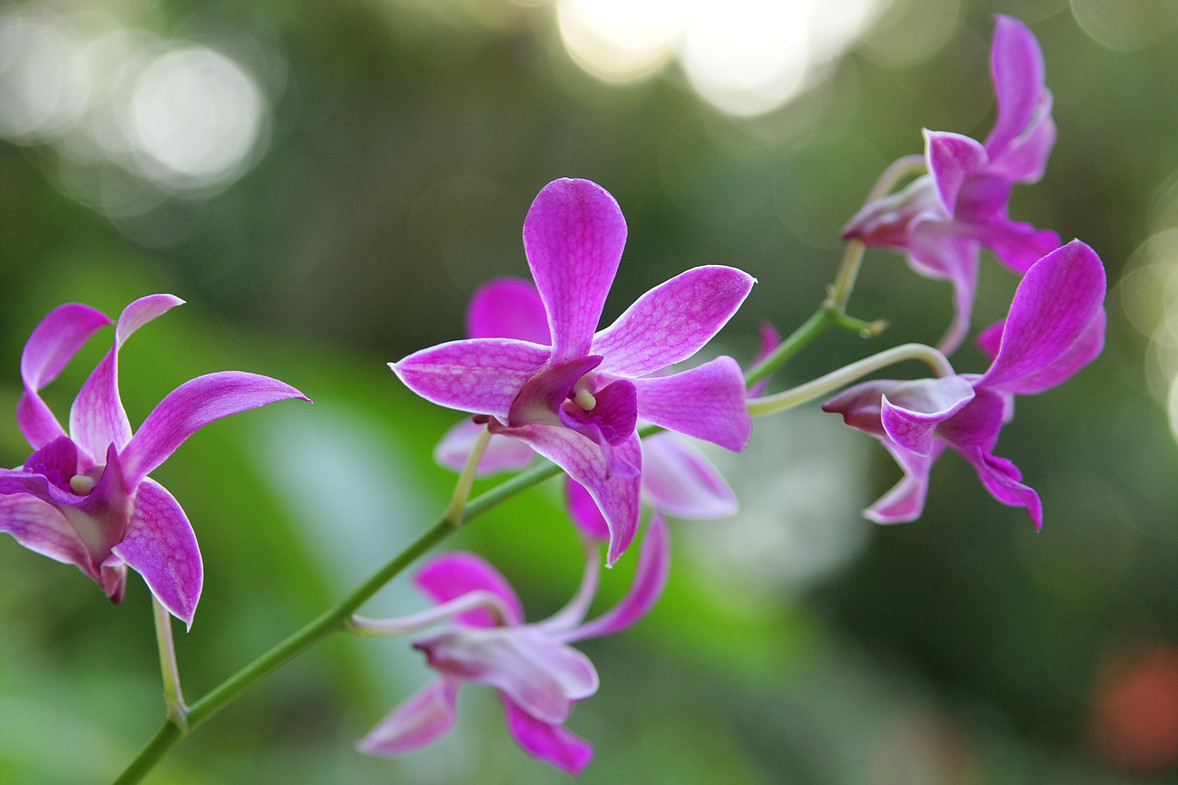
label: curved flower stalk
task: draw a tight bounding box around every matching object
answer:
[393,178,754,563]
[0,295,309,627]
[356,515,671,775]
[842,15,1061,353]
[822,240,1105,526]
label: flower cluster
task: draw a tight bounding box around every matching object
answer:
[0,12,1113,782]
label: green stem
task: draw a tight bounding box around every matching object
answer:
[112,458,563,785]
[444,424,492,525]
[151,597,188,732]
[747,342,954,417]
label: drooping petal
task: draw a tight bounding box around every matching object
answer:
[70,294,183,462]
[979,240,1106,393]
[121,371,309,488]
[523,179,627,364]
[904,228,980,355]
[925,131,988,212]
[358,678,460,756]
[958,447,1043,530]
[434,419,535,475]
[0,491,93,575]
[864,440,943,524]
[879,376,976,455]
[565,478,610,542]
[415,625,599,724]
[466,277,552,344]
[415,552,524,628]
[591,266,756,378]
[629,357,752,451]
[392,338,550,420]
[641,433,737,519]
[501,696,594,776]
[568,513,670,642]
[17,303,111,450]
[966,217,1061,275]
[985,15,1049,169]
[503,425,642,564]
[111,478,203,628]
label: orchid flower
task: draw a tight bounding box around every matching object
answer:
[357,514,671,775]
[0,295,309,627]
[433,275,739,538]
[822,240,1105,527]
[392,178,754,563]
[842,15,1061,354]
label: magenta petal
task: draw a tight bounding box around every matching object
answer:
[501,696,594,776]
[415,552,525,627]
[507,425,642,564]
[122,371,309,488]
[968,218,1061,275]
[566,477,610,542]
[434,419,535,476]
[641,433,737,519]
[358,678,460,756]
[925,131,988,212]
[416,626,598,723]
[748,321,782,398]
[392,338,550,420]
[17,303,112,450]
[570,513,670,641]
[630,357,751,451]
[879,377,975,455]
[511,355,602,427]
[466,277,552,344]
[0,492,92,574]
[985,15,1048,164]
[865,441,943,524]
[523,179,627,364]
[1001,307,1106,395]
[592,266,756,377]
[69,294,184,462]
[961,448,1043,530]
[111,478,202,628]
[559,379,637,448]
[979,240,1106,393]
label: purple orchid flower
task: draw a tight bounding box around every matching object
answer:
[392,178,754,563]
[434,275,739,536]
[842,15,1061,354]
[0,295,308,627]
[822,239,1105,527]
[358,514,671,775]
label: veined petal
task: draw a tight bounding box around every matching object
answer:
[986,96,1055,183]
[630,357,752,452]
[569,513,670,642]
[592,266,755,377]
[999,307,1106,395]
[111,478,202,628]
[979,240,1106,393]
[501,696,594,776]
[434,419,535,476]
[18,303,111,450]
[506,425,642,564]
[925,131,988,212]
[879,377,975,456]
[641,433,737,519]
[70,294,183,462]
[415,626,599,724]
[415,552,525,628]
[466,277,551,344]
[865,440,943,524]
[523,179,627,364]
[0,492,92,575]
[122,371,309,488]
[358,678,460,756]
[392,338,550,420]
[985,15,1048,165]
